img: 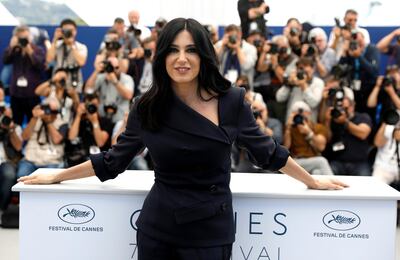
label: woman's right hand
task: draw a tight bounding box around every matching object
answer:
[18,173,60,185]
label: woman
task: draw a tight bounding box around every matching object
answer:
[18,18,346,260]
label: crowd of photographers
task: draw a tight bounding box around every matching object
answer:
[1,3,400,214]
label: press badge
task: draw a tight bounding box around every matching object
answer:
[332,142,345,152]
[89,145,101,154]
[16,76,28,87]
[352,80,361,91]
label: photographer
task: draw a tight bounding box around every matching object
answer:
[367,66,400,126]
[283,101,333,175]
[301,27,337,79]
[214,24,257,86]
[237,0,269,39]
[372,118,400,184]
[85,57,134,123]
[66,92,114,166]
[135,37,156,96]
[338,31,379,114]
[96,29,129,74]
[283,18,307,57]
[255,34,298,122]
[17,99,68,178]
[0,105,23,212]
[276,57,324,122]
[3,25,45,125]
[329,9,370,59]
[35,68,80,123]
[376,28,400,67]
[127,10,152,42]
[46,18,88,92]
[324,96,372,176]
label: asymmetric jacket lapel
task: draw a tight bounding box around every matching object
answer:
[162,92,231,144]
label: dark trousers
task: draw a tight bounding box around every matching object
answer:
[10,96,41,126]
[0,162,17,210]
[329,160,371,176]
[137,230,232,260]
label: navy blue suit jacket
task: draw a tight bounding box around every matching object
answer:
[90,86,289,247]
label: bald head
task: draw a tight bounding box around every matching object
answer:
[128,10,140,25]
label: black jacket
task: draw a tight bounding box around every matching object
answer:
[90,87,289,247]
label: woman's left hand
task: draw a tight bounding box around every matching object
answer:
[308,178,349,190]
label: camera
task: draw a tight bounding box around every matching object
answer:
[105,40,121,51]
[228,35,237,45]
[383,109,400,125]
[293,109,304,126]
[306,45,316,57]
[278,46,288,55]
[289,27,299,37]
[128,25,142,37]
[144,48,152,58]
[62,28,73,39]
[0,114,12,127]
[349,31,358,51]
[102,61,114,73]
[253,39,262,48]
[252,110,261,119]
[331,64,352,80]
[296,68,306,80]
[268,43,278,54]
[382,75,396,88]
[18,37,29,47]
[329,88,345,119]
[103,104,118,117]
[40,104,59,115]
[86,103,97,114]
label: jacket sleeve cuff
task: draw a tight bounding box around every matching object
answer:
[264,141,290,171]
[89,152,112,182]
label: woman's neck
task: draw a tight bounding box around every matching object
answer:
[172,82,199,104]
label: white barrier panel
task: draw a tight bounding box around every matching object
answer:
[13,170,400,260]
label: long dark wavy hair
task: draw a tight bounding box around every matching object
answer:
[136,18,231,130]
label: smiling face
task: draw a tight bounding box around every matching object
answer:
[165,30,200,89]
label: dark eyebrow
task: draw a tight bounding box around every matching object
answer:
[170,44,196,48]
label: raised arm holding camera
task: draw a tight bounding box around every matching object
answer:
[3,25,45,125]
[85,57,134,123]
[237,0,269,39]
[0,105,23,212]
[214,24,257,86]
[35,68,79,123]
[17,99,68,179]
[276,57,324,122]
[283,101,333,175]
[46,19,88,92]
[376,28,400,67]
[324,96,372,176]
[367,67,400,126]
[66,92,114,166]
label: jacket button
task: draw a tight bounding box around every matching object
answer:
[220,202,228,211]
[209,185,217,193]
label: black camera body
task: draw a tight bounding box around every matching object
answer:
[228,35,237,45]
[293,114,304,126]
[40,104,59,115]
[105,41,121,51]
[296,68,306,81]
[62,28,73,39]
[253,39,262,48]
[103,104,118,116]
[382,75,396,88]
[268,43,278,54]
[252,110,261,119]
[144,48,152,58]
[329,88,345,119]
[102,61,114,73]
[86,103,97,114]
[18,37,29,47]
[289,27,299,37]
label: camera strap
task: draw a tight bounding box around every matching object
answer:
[37,121,50,146]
